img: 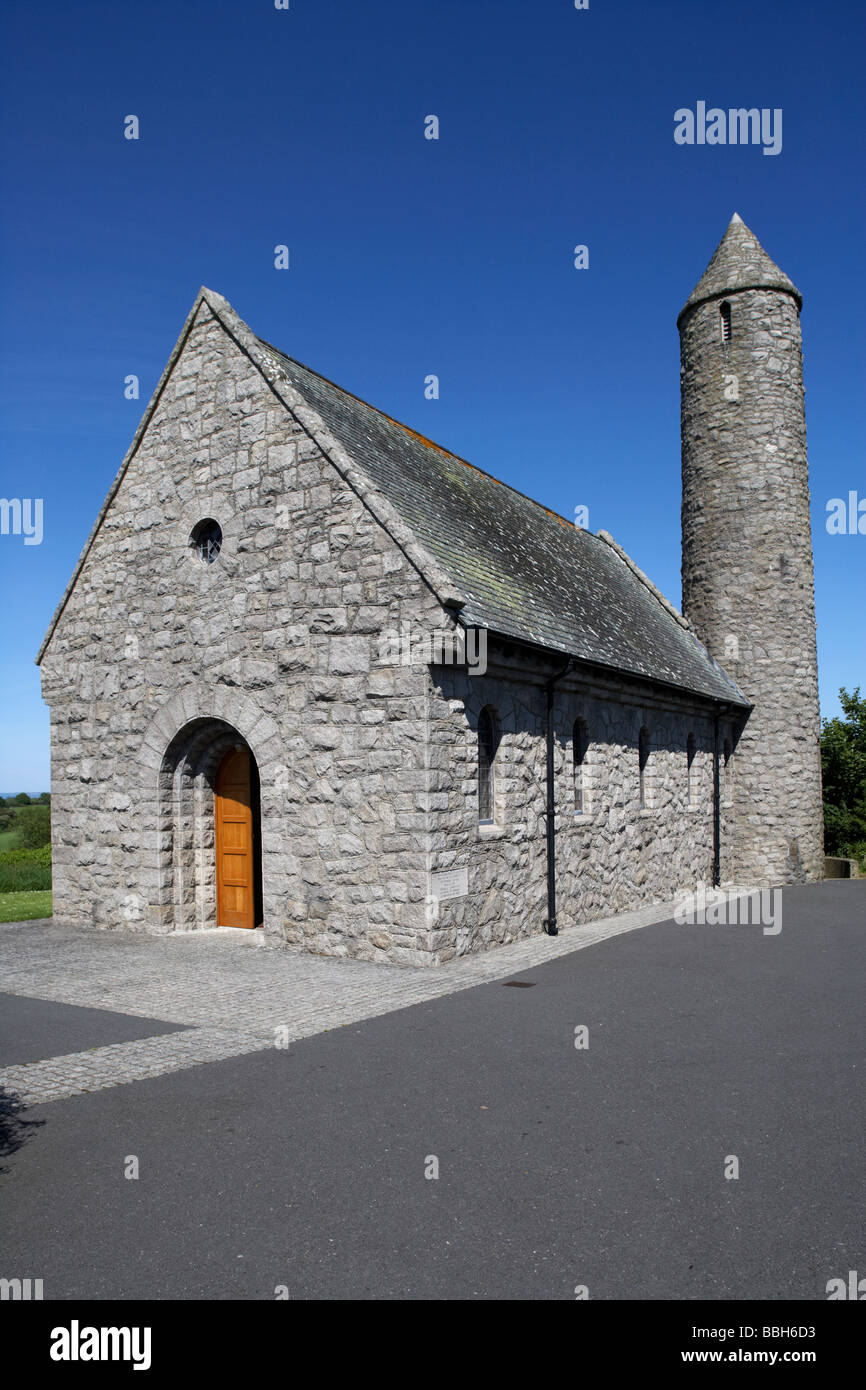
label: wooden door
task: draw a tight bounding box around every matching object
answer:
[215,748,255,929]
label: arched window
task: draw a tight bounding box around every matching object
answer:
[723,735,733,805]
[638,726,650,810]
[477,707,499,823]
[573,718,589,814]
[687,733,696,807]
[719,301,732,343]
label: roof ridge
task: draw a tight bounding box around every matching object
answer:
[597,530,749,704]
[257,336,583,536]
[39,285,750,708]
[204,297,466,613]
[596,530,694,632]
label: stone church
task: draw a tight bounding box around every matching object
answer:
[38,215,824,965]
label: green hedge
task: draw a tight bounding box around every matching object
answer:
[0,845,51,892]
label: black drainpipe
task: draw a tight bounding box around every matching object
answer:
[544,658,573,935]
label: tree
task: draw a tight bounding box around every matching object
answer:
[16,803,51,849]
[821,687,866,865]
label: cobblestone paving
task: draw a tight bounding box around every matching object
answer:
[1,902,680,1105]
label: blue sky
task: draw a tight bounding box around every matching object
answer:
[1,0,863,790]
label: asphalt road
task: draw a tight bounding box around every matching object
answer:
[1,882,863,1300]
[0,994,186,1069]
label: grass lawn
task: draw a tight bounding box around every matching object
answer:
[0,828,22,851]
[0,890,52,922]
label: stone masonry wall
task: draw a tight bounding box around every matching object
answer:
[680,287,824,884]
[424,646,727,963]
[41,297,745,969]
[40,302,450,966]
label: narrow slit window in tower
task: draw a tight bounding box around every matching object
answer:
[719,301,732,343]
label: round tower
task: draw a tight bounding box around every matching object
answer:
[678,213,824,885]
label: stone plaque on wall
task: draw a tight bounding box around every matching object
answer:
[430,867,469,901]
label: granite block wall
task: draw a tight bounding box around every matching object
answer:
[680,284,823,884]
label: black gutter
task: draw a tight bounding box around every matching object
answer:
[544,658,573,935]
[471,625,751,714]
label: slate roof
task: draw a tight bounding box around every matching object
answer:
[678,213,801,324]
[38,281,749,709]
[258,338,749,708]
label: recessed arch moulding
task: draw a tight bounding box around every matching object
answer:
[139,684,284,934]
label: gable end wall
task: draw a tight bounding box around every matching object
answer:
[40,303,450,965]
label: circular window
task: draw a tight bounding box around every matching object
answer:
[189,518,222,565]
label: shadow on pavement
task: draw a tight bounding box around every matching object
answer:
[0,1087,44,1173]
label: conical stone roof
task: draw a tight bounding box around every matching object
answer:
[677,213,801,325]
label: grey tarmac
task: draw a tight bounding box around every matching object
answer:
[0,881,863,1300]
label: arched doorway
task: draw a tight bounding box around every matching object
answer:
[158,719,263,931]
